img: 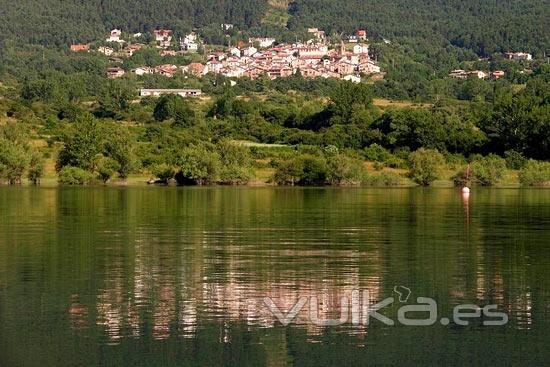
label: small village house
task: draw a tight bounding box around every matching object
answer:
[353,44,370,55]
[154,29,173,48]
[356,29,367,41]
[97,46,114,56]
[70,44,90,52]
[140,89,202,97]
[106,67,125,79]
[491,70,505,79]
[504,52,532,61]
[106,29,123,43]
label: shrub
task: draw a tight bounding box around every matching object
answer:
[0,139,28,185]
[217,141,253,185]
[272,157,304,185]
[27,151,44,185]
[219,166,252,185]
[519,160,550,186]
[97,156,119,183]
[58,166,94,185]
[504,150,527,170]
[151,163,175,183]
[408,148,445,186]
[327,154,364,185]
[272,154,328,186]
[364,172,404,187]
[364,143,391,162]
[174,146,220,185]
[471,155,506,186]
[384,156,407,169]
[452,169,470,187]
[298,155,328,185]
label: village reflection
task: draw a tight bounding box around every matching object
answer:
[70,224,534,345]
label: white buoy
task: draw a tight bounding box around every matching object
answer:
[462,186,470,194]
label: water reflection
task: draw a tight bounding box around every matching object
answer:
[0,187,548,365]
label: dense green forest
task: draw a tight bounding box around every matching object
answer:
[287,0,549,56]
[0,0,548,58]
[0,1,548,187]
[0,0,267,46]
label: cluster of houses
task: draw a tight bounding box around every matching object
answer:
[197,40,381,82]
[504,52,533,61]
[449,69,505,80]
[71,27,383,83]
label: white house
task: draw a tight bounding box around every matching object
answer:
[97,46,114,56]
[154,29,173,48]
[343,75,361,83]
[250,37,276,48]
[107,67,125,79]
[106,29,123,43]
[243,46,258,57]
[133,67,154,76]
[353,43,369,55]
[140,89,202,98]
[505,52,532,61]
[229,47,241,57]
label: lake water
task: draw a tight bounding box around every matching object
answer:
[0,187,549,366]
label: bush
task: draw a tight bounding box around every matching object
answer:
[452,169,470,187]
[27,151,44,185]
[174,145,220,185]
[504,150,527,170]
[217,141,253,185]
[384,155,407,169]
[327,154,365,185]
[299,154,328,185]
[272,157,304,185]
[58,166,94,185]
[408,148,445,186]
[96,156,120,183]
[151,163,175,183]
[219,166,252,185]
[364,172,404,187]
[364,143,391,162]
[519,160,550,186]
[471,155,506,186]
[272,154,328,186]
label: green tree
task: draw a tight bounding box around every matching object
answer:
[174,145,220,185]
[27,150,44,185]
[471,154,506,186]
[57,114,104,172]
[327,154,364,185]
[104,129,137,180]
[154,95,196,126]
[408,148,445,186]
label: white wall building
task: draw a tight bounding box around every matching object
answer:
[353,43,370,55]
[140,89,202,98]
[106,29,123,43]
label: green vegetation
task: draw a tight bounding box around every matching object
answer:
[0,3,548,187]
[519,160,550,187]
[408,148,445,186]
[0,124,44,185]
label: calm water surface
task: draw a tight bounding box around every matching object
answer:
[0,187,549,366]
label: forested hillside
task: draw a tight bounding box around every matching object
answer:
[0,0,267,46]
[0,0,547,56]
[287,0,549,56]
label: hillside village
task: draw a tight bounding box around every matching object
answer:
[72,27,382,83]
[69,26,537,87]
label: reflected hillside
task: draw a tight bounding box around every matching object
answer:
[1,188,549,366]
